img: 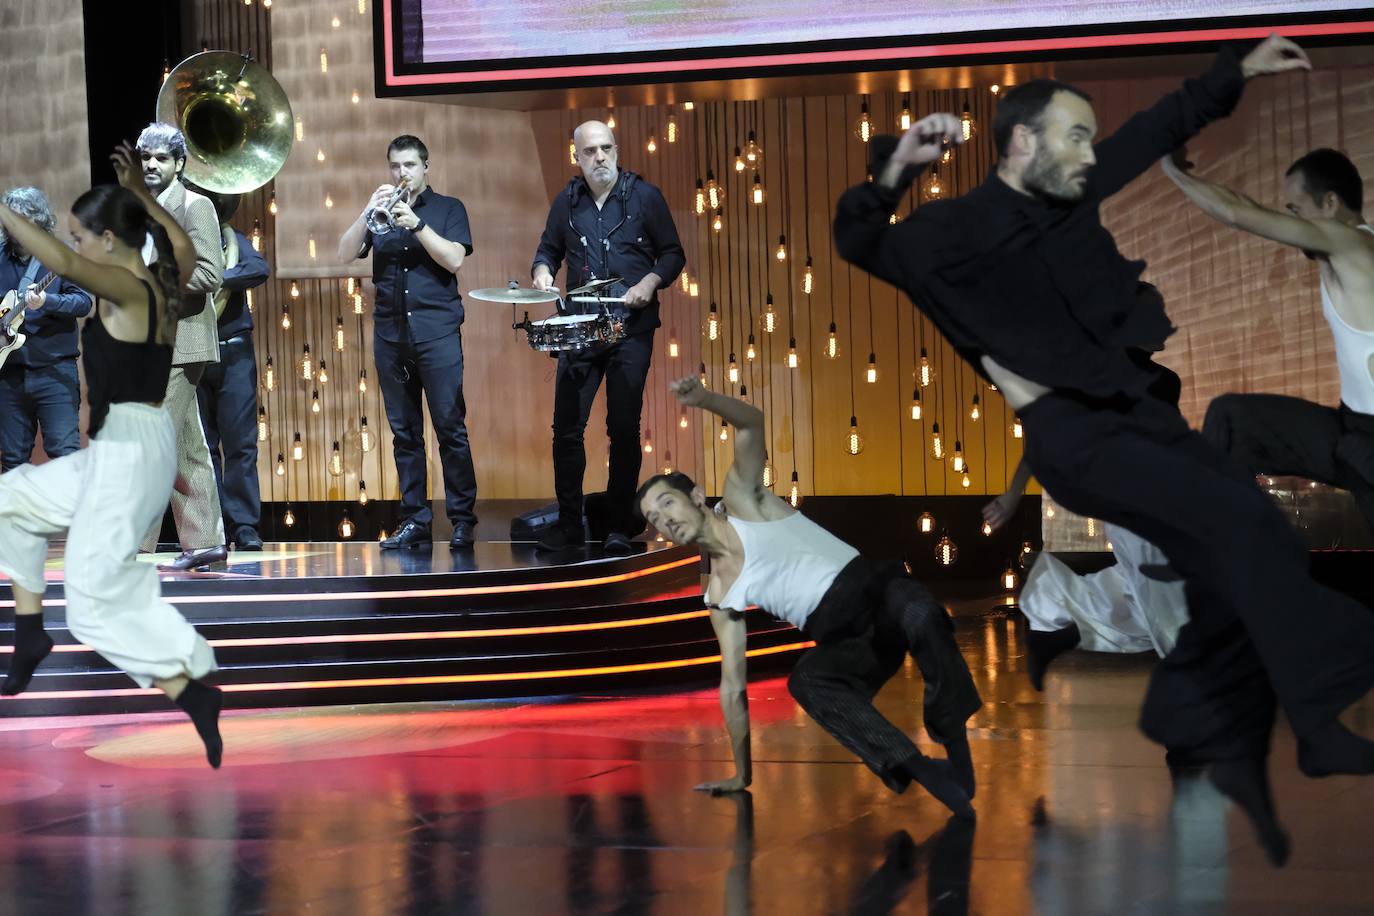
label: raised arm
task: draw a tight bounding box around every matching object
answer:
[0,207,145,310]
[1093,34,1309,200]
[983,456,1035,533]
[1162,147,1355,256]
[695,605,753,794]
[670,377,767,512]
[112,143,199,293]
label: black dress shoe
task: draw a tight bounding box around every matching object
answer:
[450,522,476,550]
[536,523,584,552]
[381,520,431,550]
[602,531,634,555]
[157,545,229,571]
[234,527,264,551]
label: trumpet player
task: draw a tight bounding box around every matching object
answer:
[338,134,478,550]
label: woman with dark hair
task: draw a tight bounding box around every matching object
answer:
[0,143,223,768]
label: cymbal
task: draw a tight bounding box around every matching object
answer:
[467,287,560,304]
[566,278,622,296]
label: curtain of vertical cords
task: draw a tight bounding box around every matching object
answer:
[705,107,719,492]
[794,98,809,492]
[760,99,773,470]
[740,103,754,403]
[842,99,858,429]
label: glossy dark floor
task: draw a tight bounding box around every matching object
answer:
[2,604,1372,915]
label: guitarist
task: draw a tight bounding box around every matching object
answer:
[0,187,93,472]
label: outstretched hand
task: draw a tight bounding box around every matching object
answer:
[110,142,149,198]
[1241,33,1311,79]
[982,492,1020,533]
[670,376,710,408]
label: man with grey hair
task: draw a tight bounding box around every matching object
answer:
[0,187,93,470]
[135,122,228,570]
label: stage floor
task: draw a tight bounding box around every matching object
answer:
[2,607,1372,915]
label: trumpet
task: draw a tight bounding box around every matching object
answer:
[365,181,411,234]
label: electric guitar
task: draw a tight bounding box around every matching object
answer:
[0,270,59,370]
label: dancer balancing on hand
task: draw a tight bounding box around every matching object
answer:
[0,142,224,768]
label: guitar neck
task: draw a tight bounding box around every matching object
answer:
[3,269,58,332]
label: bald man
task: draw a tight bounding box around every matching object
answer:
[531,120,685,554]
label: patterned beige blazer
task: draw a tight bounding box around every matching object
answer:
[156,180,223,366]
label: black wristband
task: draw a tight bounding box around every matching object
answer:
[412,218,427,234]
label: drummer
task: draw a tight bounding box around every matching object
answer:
[531,120,685,554]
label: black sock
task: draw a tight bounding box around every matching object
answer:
[175,680,224,769]
[2,616,54,696]
[944,736,975,799]
[1208,757,1289,867]
[1298,720,1374,778]
[1026,623,1080,692]
[900,753,973,820]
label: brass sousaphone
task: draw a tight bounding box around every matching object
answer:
[156,50,294,196]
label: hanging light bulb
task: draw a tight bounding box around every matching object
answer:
[358,369,368,394]
[918,347,933,387]
[746,335,757,362]
[284,506,296,528]
[788,470,801,507]
[982,520,994,536]
[719,419,729,442]
[668,336,680,358]
[316,148,326,163]
[662,450,674,475]
[353,289,364,314]
[317,360,328,385]
[300,344,313,380]
[1021,539,1035,560]
[825,322,839,359]
[292,432,304,461]
[1012,417,1024,439]
[606,112,616,129]
[866,353,878,384]
[643,431,654,454]
[705,171,723,210]
[274,453,286,477]
[910,387,922,420]
[320,48,328,74]
[1086,518,1097,538]
[251,219,262,251]
[335,317,346,351]
[733,145,746,173]
[666,115,678,143]
[699,362,708,387]
[569,141,577,166]
[727,353,739,384]
[970,394,981,421]
[263,356,276,392]
[257,407,269,442]
[787,338,798,369]
[694,179,706,216]
[961,471,972,489]
[844,415,864,455]
[338,513,355,539]
[328,441,343,476]
[1045,502,1056,520]
[245,289,253,314]
[289,279,299,299]
[941,145,954,165]
[706,303,720,341]
[269,190,278,215]
[761,294,778,333]
[921,166,947,200]
[931,421,944,459]
[712,209,723,233]
[802,257,814,295]
[1003,566,1018,591]
[358,481,369,506]
[689,280,699,297]
[311,390,321,414]
[775,235,787,261]
[360,416,375,452]
[951,441,965,473]
[936,533,958,566]
[762,457,775,488]
[351,89,361,105]
[752,174,764,206]
[680,270,691,294]
[744,131,763,170]
[917,511,935,534]
[162,59,171,83]
[960,102,977,141]
[899,98,912,131]
[679,408,689,429]
[645,132,658,154]
[280,304,291,330]
[854,100,873,142]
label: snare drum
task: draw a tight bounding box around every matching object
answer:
[523,313,626,352]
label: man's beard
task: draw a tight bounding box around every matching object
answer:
[1024,147,1085,204]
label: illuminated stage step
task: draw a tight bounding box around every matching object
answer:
[0,542,810,716]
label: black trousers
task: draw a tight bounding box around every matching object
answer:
[0,361,81,471]
[196,334,261,533]
[1204,393,1374,538]
[551,331,653,533]
[373,328,477,528]
[1021,390,1374,761]
[787,559,983,793]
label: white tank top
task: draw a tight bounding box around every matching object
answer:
[716,512,860,629]
[1320,224,1374,415]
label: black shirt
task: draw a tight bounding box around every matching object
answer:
[217,229,270,341]
[83,282,172,437]
[834,48,1246,401]
[0,249,93,368]
[361,187,473,343]
[531,170,685,337]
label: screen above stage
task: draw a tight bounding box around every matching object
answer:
[379,1,1374,94]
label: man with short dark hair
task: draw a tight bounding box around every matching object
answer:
[1163,146,1374,537]
[835,34,1374,865]
[338,134,478,551]
[532,120,685,554]
[0,187,92,471]
[636,378,981,815]
[135,122,227,570]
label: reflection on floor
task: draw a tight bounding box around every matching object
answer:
[1,606,1372,915]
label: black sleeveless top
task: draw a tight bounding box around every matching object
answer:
[82,280,173,436]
